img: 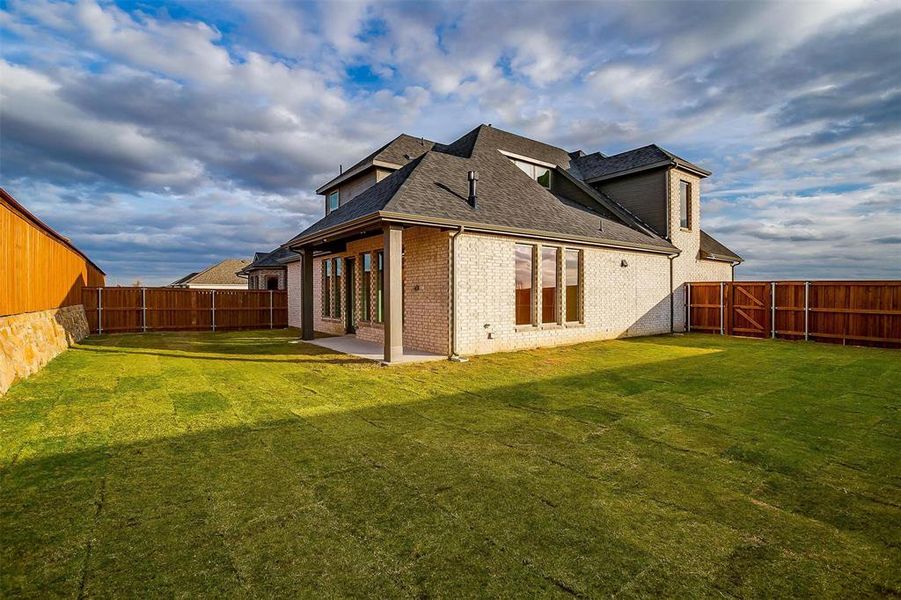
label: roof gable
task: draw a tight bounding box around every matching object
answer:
[316,134,434,194]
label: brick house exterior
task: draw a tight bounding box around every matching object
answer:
[239,247,297,290]
[285,125,741,362]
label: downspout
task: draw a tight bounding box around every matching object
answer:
[449,225,466,361]
[669,253,676,333]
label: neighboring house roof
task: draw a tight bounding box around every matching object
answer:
[1,187,106,275]
[288,125,677,254]
[316,134,435,194]
[169,272,199,286]
[171,259,250,287]
[239,247,298,274]
[699,230,743,263]
[571,144,711,182]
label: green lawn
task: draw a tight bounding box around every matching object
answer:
[1,331,899,598]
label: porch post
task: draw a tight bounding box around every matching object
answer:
[301,247,314,340]
[383,224,403,363]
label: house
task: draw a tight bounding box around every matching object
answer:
[168,258,251,289]
[238,247,298,290]
[284,125,741,362]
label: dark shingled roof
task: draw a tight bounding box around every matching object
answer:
[699,230,742,263]
[316,134,434,193]
[571,144,710,181]
[288,126,676,253]
[240,246,298,273]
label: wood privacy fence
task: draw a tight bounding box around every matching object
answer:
[686,281,901,348]
[1,188,105,316]
[82,288,288,334]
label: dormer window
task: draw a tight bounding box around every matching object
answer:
[327,190,339,213]
[511,159,552,189]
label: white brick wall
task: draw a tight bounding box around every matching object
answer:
[454,232,673,355]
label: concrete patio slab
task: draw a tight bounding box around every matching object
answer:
[304,335,447,365]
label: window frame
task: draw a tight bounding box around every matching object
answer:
[540,246,560,325]
[361,253,372,322]
[322,259,332,317]
[512,159,552,189]
[564,248,583,323]
[375,251,384,323]
[679,180,691,230]
[514,244,535,326]
[333,258,342,318]
[327,190,340,213]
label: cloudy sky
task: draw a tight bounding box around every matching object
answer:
[1,0,899,284]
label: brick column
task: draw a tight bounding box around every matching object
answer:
[301,247,314,340]
[383,225,403,362]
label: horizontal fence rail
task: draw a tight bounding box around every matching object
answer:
[686,281,901,349]
[83,288,288,335]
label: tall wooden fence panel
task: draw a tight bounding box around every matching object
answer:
[82,288,288,334]
[687,281,901,349]
[1,189,105,316]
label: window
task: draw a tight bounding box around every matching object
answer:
[334,259,342,318]
[541,247,559,324]
[322,260,332,317]
[565,249,581,322]
[375,252,384,323]
[512,159,551,189]
[515,244,534,325]
[266,276,279,291]
[361,253,371,321]
[680,181,691,229]
[327,190,339,213]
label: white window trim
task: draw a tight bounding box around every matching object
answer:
[498,150,556,169]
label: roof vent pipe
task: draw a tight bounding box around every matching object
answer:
[467,171,478,209]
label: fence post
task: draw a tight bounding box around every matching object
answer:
[98,288,103,334]
[269,290,274,329]
[771,281,776,339]
[719,282,725,335]
[142,287,147,333]
[686,283,691,332]
[211,290,216,332]
[804,282,809,341]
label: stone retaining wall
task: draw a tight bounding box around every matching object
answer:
[0,305,90,395]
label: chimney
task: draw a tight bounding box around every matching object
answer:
[467,171,478,208]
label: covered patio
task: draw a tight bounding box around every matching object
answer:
[291,221,451,364]
[305,334,446,365]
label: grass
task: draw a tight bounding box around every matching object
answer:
[1,330,899,598]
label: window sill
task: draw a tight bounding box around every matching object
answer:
[564,321,585,328]
[321,317,343,323]
[357,320,384,328]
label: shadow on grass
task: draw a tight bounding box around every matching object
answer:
[2,338,898,598]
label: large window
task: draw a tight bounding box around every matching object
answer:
[322,260,332,317]
[327,190,339,213]
[565,249,581,322]
[680,181,691,229]
[361,253,371,321]
[375,252,384,323]
[512,159,551,188]
[515,244,533,325]
[334,259,342,318]
[541,247,559,324]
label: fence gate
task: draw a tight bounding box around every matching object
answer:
[727,282,771,338]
